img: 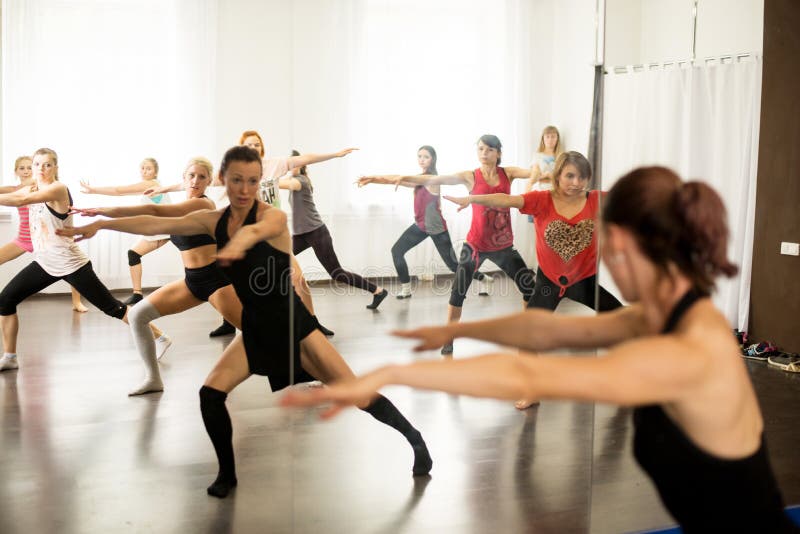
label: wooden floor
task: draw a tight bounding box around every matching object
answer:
[0,278,798,533]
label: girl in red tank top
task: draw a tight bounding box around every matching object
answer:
[446,151,622,315]
[374,135,536,355]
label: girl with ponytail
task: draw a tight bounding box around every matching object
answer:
[284,167,797,533]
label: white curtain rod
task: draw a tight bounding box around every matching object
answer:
[609,52,759,74]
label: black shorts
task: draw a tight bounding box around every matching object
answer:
[242,291,319,391]
[184,263,231,302]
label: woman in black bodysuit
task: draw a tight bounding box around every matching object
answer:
[283,166,799,533]
[63,146,433,499]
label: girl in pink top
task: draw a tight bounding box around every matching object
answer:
[382,135,536,355]
[358,145,493,299]
[0,156,87,312]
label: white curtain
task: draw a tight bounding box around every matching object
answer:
[601,58,762,329]
[2,0,218,289]
[289,0,539,281]
[2,0,546,288]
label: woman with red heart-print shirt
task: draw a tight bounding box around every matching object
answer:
[446,151,622,313]
[384,134,537,356]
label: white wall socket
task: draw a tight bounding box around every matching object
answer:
[780,242,800,256]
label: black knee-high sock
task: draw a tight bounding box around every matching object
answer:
[362,395,433,476]
[199,385,238,498]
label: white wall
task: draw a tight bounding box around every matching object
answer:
[599,0,764,305]
[1,0,600,291]
[549,0,598,156]
[695,0,764,57]
[605,0,763,66]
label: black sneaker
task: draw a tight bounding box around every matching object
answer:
[742,341,778,361]
[124,293,144,306]
[209,320,236,337]
[366,289,388,310]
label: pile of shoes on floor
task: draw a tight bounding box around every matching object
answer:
[735,329,800,373]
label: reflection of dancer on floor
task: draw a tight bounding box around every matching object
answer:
[69,146,433,498]
[283,150,388,310]
[283,166,797,534]
[0,156,88,312]
[367,135,536,355]
[0,148,165,372]
[357,145,492,299]
[80,158,171,305]
[67,158,241,396]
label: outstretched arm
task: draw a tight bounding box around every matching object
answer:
[80,179,159,196]
[57,209,216,241]
[394,305,646,352]
[277,172,302,191]
[281,335,707,418]
[216,208,288,265]
[143,183,184,197]
[356,176,416,188]
[0,183,27,195]
[71,197,213,219]
[0,183,67,207]
[361,171,474,190]
[444,193,525,212]
[287,148,358,170]
[502,166,533,182]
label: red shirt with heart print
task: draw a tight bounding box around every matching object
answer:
[520,190,602,296]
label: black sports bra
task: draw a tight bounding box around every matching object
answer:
[169,196,216,251]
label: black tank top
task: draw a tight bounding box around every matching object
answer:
[170,196,216,251]
[213,202,292,309]
[633,290,796,532]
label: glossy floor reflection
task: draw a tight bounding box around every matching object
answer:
[0,278,797,533]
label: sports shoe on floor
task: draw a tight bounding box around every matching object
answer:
[396,283,412,299]
[767,353,800,373]
[0,355,19,371]
[477,273,494,296]
[156,335,173,361]
[124,293,144,306]
[367,289,388,310]
[742,341,778,361]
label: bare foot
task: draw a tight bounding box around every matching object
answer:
[514,399,540,410]
[73,302,89,313]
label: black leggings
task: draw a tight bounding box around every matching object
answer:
[526,268,622,312]
[449,244,535,307]
[0,261,126,318]
[391,224,486,284]
[293,224,377,294]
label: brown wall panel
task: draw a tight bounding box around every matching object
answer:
[750,0,800,350]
